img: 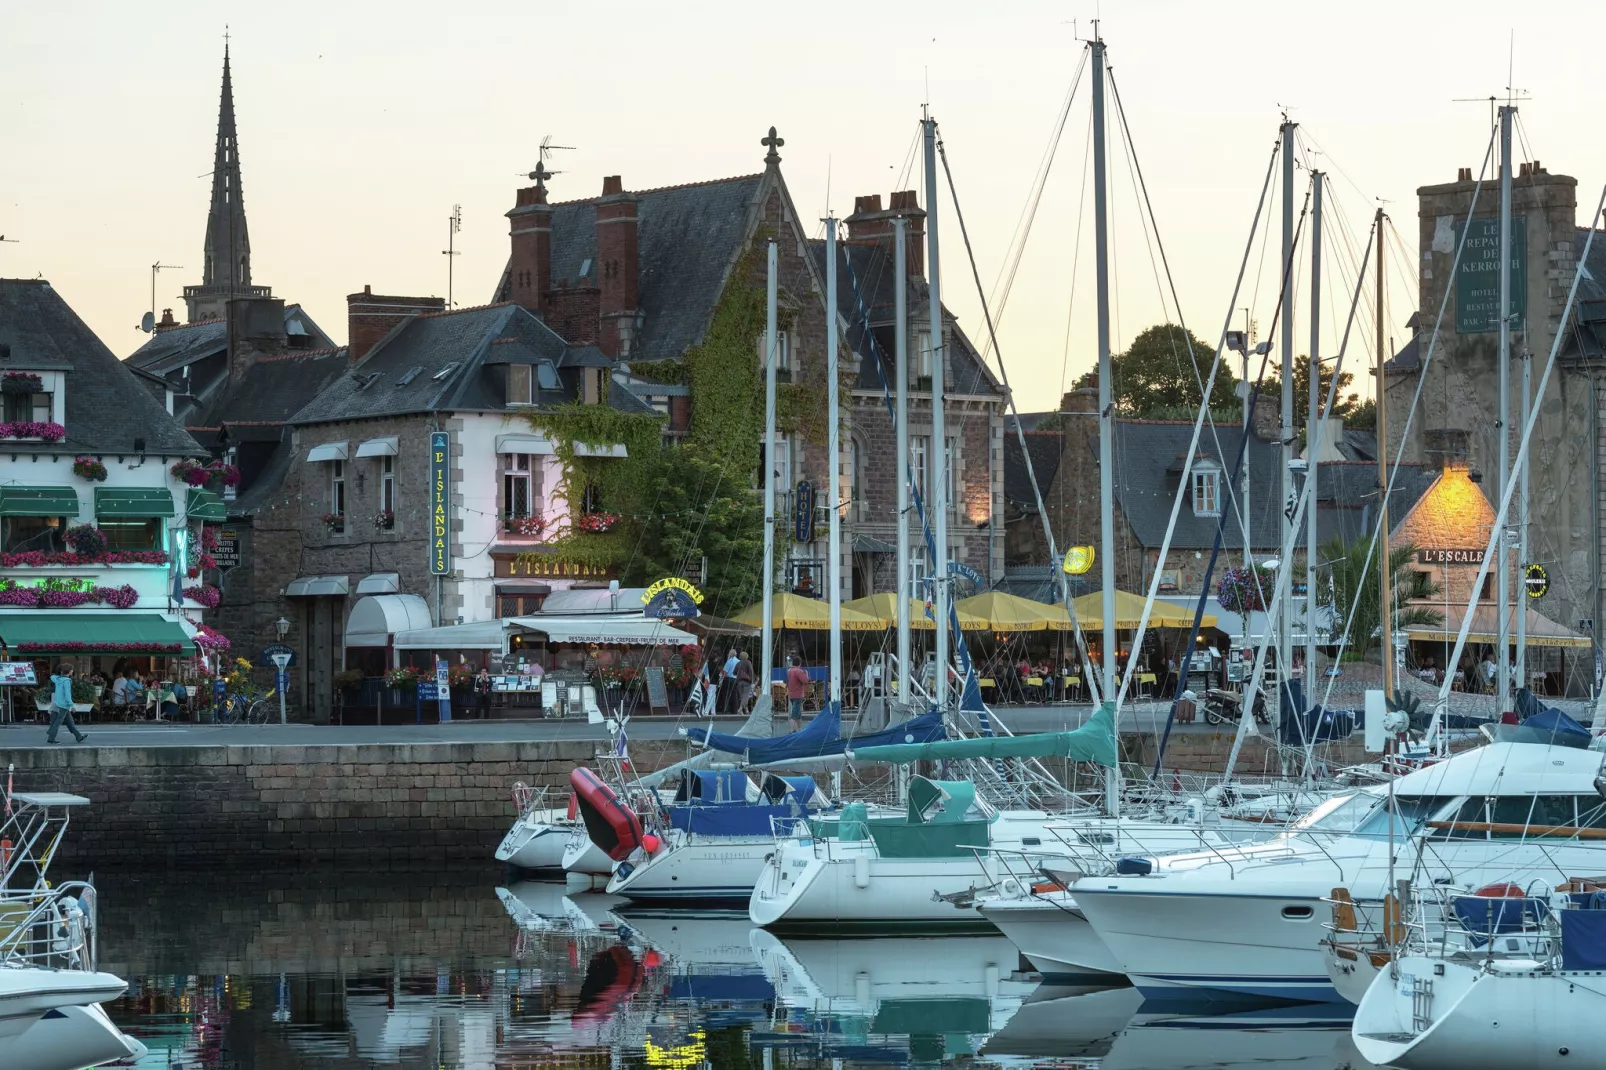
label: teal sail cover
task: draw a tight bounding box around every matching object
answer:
[848,702,1118,768]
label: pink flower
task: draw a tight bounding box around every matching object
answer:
[182,584,222,608]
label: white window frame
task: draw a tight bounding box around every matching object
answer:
[911,435,929,506]
[1192,464,1221,518]
[757,330,791,374]
[330,459,346,522]
[503,453,534,519]
[915,329,933,382]
[380,455,397,514]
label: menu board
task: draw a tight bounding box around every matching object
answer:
[645,666,669,711]
[0,662,37,686]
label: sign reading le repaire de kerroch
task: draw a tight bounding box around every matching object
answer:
[430,432,451,575]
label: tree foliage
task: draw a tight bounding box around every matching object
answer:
[1074,324,1239,416]
[1318,536,1442,659]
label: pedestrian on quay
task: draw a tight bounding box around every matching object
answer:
[722,648,740,714]
[786,655,809,732]
[46,664,87,745]
[474,667,493,719]
[735,651,755,714]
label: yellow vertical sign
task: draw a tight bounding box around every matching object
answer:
[430,431,450,575]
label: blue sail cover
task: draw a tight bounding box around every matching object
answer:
[674,769,754,803]
[685,701,945,765]
[668,803,803,836]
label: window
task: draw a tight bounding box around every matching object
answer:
[380,455,397,514]
[497,593,547,618]
[0,515,66,553]
[223,447,238,502]
[503,453,534,530]
[945,436,958,514]
[915,330,933,383]
[98,518,163,552]
[1193,464,1222,518]
[758,434,793,491]
[330,460,346,528]
[1489,795,1582,838]
[911,436,929,504]
[507,364,533,405]
[848,438,863,520]
[2,391,52,424]
[757,330,791,376]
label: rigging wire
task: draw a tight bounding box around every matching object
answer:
[1059,108,1095,399]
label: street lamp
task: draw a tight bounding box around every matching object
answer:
[275,617,291,639]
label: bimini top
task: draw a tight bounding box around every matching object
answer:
[1392,741,1606,799]
[760,774,823,808]
[908,776,996,825]
[674,769,757,805]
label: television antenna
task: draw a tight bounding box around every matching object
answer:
[518,136,575,196]
[143,262,184,332]
[442,204,462,308]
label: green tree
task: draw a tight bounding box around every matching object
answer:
[1318,536,1442,659]
[1347,397,1377,430]
[1262,360,1364,429]
[1074,324,1240,417]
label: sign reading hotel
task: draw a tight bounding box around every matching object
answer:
[429,431,450,575]
[1454,217,1526,333]
[642,577,704,619]
[1419,548,1487,565]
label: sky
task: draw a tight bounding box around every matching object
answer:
[3,1,1600,408]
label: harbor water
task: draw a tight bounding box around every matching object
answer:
[90,866,1390,1069]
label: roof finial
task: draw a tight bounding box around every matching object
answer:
[762,126,784,166]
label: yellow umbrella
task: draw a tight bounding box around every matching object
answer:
[733,592,884,631]
[843,593,988,631]
[1070,589,1216,630]
[954,591,1069,632]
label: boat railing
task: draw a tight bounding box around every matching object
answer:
[0,879,97,972]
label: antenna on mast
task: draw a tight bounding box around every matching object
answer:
[518,136,575,198]
[442,205,461,308]
[144,262,184,332]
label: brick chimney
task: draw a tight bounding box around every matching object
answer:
[844,190,926,278]
[595,175,639,359]
[157,308,177,329]
[225,294,287,385]
[346,286,446,362]
[506,181,554,317]
[1062,387,1098,416]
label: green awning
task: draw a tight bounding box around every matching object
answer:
[94,487,176,518]
[0,486,79,517]
[186,488,227,522]
[851,702,1119,768]
[0,613,194,655]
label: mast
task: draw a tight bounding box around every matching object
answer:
[1375,208,1395,701]
[1496,104,1514,713]
[826,217,844,707]
[923,115,950,712]
[1091,29,1118,814]
[760,240,779,709]
[1306,171,1323,698]
[894,217,913,695]
[1278,119,1297,720]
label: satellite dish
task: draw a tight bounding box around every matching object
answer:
[139,311,155,333]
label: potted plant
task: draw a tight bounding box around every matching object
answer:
[205,462,241,488]
[1,371,43,395]
[384,665,421,702]
[334,668,365,702]
[373,509,395,530]
[63,524,106,559]
[503,513,546,536]
[446,663,475,696]
[71,456,108,482]
[170,459,211,487]
[322,512,345,534]
[574,511,619,534]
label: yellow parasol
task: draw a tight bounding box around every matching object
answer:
[732,592,885,631]
[954,591,1072,632]
[843,593,988,631]
[1069,589,1216,630]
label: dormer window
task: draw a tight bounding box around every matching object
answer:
[1,371,52,425]
[1192,462,1222,518]
[507,364,533,405]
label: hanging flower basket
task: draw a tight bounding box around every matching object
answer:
[201,525,222,552]
[170,459,210,487]
[1217,566,1276,615]
[322,512,346,533]
[574,511,619,534]
[373,510,395,530]
[71,456,108,482]
[205,462,241,488]
[63,524,106,558]
[1,372,43,395]
[0,421,65,441]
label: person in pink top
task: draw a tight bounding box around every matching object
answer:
[785,656,809,732]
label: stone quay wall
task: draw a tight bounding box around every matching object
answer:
[0,732,1367,868]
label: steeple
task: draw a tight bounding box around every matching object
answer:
[184,44,270,322]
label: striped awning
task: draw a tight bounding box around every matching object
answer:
[93,487,176,518]
[186,488,227,521]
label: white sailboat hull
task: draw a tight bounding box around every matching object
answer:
[5,1001,147,1070]
[606,835,771,904]
[558,828,614,877]
[749,837,998,932]
[1352,954,1606,1070]
[0,968,128,1042]
[495,807,576,870]
[977,893,1125,982]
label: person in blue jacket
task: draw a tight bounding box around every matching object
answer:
[46,664,88,745]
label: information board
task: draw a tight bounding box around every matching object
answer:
[645,666,669,712]
[1455,217,1526,333]
[429,431,451,575]
[0,662,37,686]
[214,529,241,572]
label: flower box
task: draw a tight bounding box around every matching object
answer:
[0,421,65,442]
[373,510,395,530]
[183,584,222,608]
[574,511,619,535]
[322,513,345,534]
[503,514,547,536]
[0,549,168,568]
[1,372,43,395]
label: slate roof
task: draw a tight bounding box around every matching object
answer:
[209,349,349,425]
[810,239,1003,398]
[495,175,766,365]
[1003,431,1063,508]
[126,303,333,375]
[0,278,202,455]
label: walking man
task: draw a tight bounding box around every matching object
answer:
[786,656,809,732]
[721,648,740,714]
[46,664,87,745]
[735,651,755,715]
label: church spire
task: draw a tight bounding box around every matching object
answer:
[185,43,269,322]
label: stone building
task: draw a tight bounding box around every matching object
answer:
[1385,158,1606,654]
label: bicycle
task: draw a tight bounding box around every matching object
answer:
[220,689,275,724]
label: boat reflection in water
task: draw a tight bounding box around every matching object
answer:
[93,870,1393,1068]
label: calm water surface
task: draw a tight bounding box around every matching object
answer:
[91,868,1387,1069]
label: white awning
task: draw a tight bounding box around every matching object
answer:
[355,436,399,458]
[354,572,400,595]
[507,614,695,646]
[394,619,507,651]
[345,593,433,646]
[496,434,555,456]
[573,443,628,458]
[285,574,350,597]
[306,442,348,463]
